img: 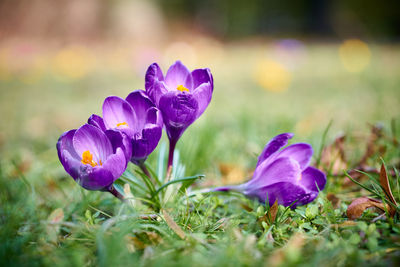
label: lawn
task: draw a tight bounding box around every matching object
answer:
[1,40,400,266]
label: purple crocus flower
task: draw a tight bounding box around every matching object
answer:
[214,133,327,208]
[145,60,213,170]
[57,124,129,195]
[99,90,163,165]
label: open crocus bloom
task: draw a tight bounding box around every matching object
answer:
[57,124,129,191]
[101,90,163,164]
[145,60,213,143]
[215,133,327,208]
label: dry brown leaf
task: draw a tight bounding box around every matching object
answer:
[321,134,347,175]
[219,163,246,184]
[330,221,357,228]
[327,193,341,209]
[267,200,278,224]
[379,163,397,217]
[162,209,186,239]
[46,208,64,243]
[358,124,383,167]
[346,197,386,220]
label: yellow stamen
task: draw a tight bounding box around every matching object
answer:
[297,173,302,181]
[116,122,128,127]
[81,150,100,167]
[177,85,189,92]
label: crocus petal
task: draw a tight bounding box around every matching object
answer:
[159,91,199,142]
[256,133,294,167]
[102,96,138,135]
[192,82,212,118]
[299,166,327,192]
[249,157,301,188]
[57,129,79,163]
[126,90,156,130]
[73,124,113,164]
[131,123,162,162]
[105,129,132,163]
[88,114,106,132]
[165,60,193,90]
[59,148,81,181]
[101,147,126,181]
[245,182,315,208]
[146,106,163,127]
[147,80,168,106]
[192,68,213,89]
[145,62,164,91]
[76,165,115,191]
[275,143,313,171]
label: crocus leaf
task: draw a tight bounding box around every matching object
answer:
[162,209,186,239]
[346,197,386,220]
[378,163,397,217]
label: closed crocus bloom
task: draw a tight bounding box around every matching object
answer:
[101,90,163,165]
[57,124,129,192]
[145,60,213,170]
[215,133,327,208]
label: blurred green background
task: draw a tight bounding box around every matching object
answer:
[0,0,399,172]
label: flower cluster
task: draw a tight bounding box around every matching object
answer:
[57,60,326,207]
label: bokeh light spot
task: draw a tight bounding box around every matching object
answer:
[254,59,291,92]
[339,39,371,73]
[53,46,95,80]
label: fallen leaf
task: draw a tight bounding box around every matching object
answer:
[267,200,278,224]
[330,221,357,228]
[219,163,246,184]
[46,208,64,243]
[162,209,186,239]
[379,163,397,217]
[321,134,347,175]
[346,197,386,220]
[358,124,383,167]
[327,193,341,209]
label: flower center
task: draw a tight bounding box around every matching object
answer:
[81,150,102,167]
[177,85,189,92]
[116,122,128,127]
[297,173,302,181]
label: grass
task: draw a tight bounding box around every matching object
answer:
[0,41,400,266]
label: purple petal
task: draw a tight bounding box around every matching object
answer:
[72,124,113,164]
[76,165,115,191]
[145,63,164,91]
[105,129,132,162]
[57,129,79,163]
[245,182,316,208]
[159,91,199,142]
[88,114,106,132]
[275,143,313,171]
[256,133,294,167]
[101,147,126,181]
[191,68,213,89]
[299,167,327,192]
[59,148,81,181]
[126,90,156,130]
[165,61,193,90]
[192,82,212,119]
[131,123,162,162]
[146,106,163,127]
[147,80,168,106]
[102,96,138,135]
[249,157,301,188]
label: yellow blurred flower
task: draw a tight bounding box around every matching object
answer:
[339,39,371,73]
[254,59,291,92]
[52,46,95,80]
